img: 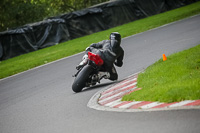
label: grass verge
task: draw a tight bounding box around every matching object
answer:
[0,2,200,79]
[122,45,200,103]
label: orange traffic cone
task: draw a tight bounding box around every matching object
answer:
[163,54,167,61]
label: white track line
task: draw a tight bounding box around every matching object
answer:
[169,100,195,108]
[99,86,137,104]
[118,101,142,109]
[104,99,122,107]
[100,82,137,99]
[140,102,163,109]
[102,77,137,94]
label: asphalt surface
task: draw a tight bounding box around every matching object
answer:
[0,15,200,133]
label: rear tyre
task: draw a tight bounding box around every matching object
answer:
[72,65,93,92]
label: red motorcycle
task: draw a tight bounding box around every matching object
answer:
[72,52,105,92]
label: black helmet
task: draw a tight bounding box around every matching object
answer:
[109,32,121,44]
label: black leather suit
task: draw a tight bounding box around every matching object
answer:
[87,39,124,80]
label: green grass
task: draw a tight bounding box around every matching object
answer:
[0,2,200,79]
[122,45,200,103]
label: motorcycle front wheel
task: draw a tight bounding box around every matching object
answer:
[72,65,93,92]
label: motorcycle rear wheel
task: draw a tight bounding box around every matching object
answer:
[72,65,93,92]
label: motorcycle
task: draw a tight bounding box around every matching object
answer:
[72,52,106,92]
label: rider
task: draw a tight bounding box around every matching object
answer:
[76,32,124,81]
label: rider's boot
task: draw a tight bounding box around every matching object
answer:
[97,71,110,83]
[76,54,88,70]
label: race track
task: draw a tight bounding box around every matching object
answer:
[0,15,200,133]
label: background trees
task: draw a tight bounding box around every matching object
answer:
[0,0,109,32]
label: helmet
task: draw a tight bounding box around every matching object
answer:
[109,32,121,44]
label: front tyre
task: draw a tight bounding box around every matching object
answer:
[72,65,93,92]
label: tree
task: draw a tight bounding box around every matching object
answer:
[0,0,109,32]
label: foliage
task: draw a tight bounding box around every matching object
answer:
[0,0,108,32]
[0,1,200,79]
